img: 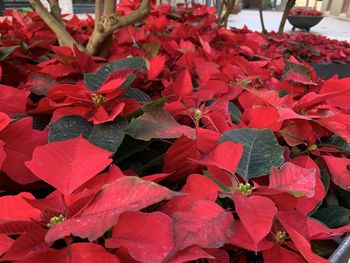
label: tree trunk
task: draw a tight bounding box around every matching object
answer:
[258,0,267,33]
[220,0,236,27]
[278,0,296,36]
[30,0,151,57]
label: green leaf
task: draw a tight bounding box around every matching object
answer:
[126,96,168,120]
[282,60,311,82]
[88,120,128,154]
[124,88,151,104]
[319,135,350,154]
[84,57,145,91]
[228,102,241,124]
[203,170,233,193]
[125,108,195,141]
[49,116,93,142]
[142,42,160,57]
[219,128,284,180]
[49,116,127,154]
[0,46,19,61]
[335,187,350,209]
[313,206,350,228]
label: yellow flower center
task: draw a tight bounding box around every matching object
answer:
[236,183,252,195]
[275,230,287,244]
[47,214,65,228]
[91,93,106,105]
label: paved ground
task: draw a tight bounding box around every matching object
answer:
[228,10,350,42]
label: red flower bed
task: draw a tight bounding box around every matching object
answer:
[0,3,350,262]
[289,8,324,16]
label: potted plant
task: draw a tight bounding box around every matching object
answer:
[287,7,324,32]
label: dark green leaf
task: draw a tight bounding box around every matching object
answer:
[313,206,350,228]
[219,128,284,180]
[49,116,93,142]
[283,61,311,78]
[126,108,195,141]
[319,135,350,154]
[126,96,168,120]
[228,102,241,124]
[335,187,350,209]
[49,116,127,154]
[0,46,19,61]
[124,88,151,104]
[88,120,128,154]
[84,57,145,91]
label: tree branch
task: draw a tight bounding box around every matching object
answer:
[95,0,102,28]
[258,0,267,33]
[220,0,236,27]
[29,0,84,50]
[104,0,116,16]
[47,0,63,24]
[86,0,150,56]
[278,0,296,36]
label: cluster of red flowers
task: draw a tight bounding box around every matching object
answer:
[0,3,349,262]
[289,8,324,16]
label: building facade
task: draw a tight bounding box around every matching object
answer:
[321,0,350,18]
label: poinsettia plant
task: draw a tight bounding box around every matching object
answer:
[289,8,324,16]
[0,2,350,262]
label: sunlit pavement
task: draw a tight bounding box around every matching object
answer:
[228,10,350,42]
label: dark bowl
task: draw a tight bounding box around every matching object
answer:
[287,15,324,31]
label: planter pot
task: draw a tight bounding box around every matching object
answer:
[309,62,350,80]
[287,15,323,32]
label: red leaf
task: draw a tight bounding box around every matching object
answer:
[0,234,13,257]
[162,174,220,215]
[307,217,350,240]
[269,162,316,198]
[279,121,315,146]
[0,118,48,184]
[0,140,5,171]
[39,63,76,78]
[191,141,243,174]
[164,128,220,182]
[322,155,350,190]
[0,193,41,221]
[21,243,120,263]
[0,112,11,132]
[172,200,235,251]
[168,246,215,263]
[2,228,49,261]
[45,176,178,242]
[278,211,329,263]
[99,78,126,94]
[233,194,277,252]
[292,156,325,215]
[229,221,274,252]
[26,136,112,195]
[317,114,350,144]
[0,84,29,115]
[263,244,305,263]
[147,55,166,80]
[173,70,193,100]
[0,193,41,235]
[106,211,174,263]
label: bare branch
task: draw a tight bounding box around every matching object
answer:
[29,0,84,50]
[47,0,63,24]
[220,0,236,27]
[86,0,150,56]
[95,0,102,28]
[104,0,116,16]
[258,0,267,33]
[278,0,296,36]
